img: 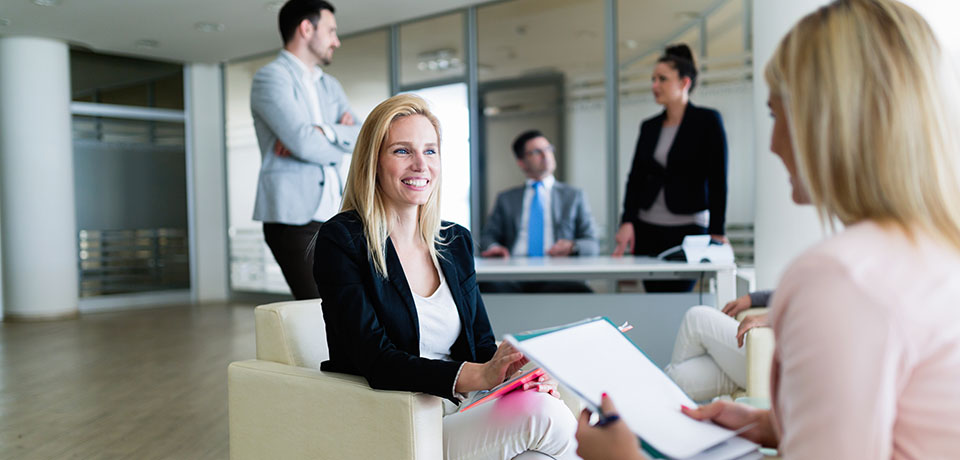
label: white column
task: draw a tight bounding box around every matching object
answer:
[0,37,79,320]
[185,64,229,303]
[750,1,831,290]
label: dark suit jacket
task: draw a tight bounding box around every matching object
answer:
[315,211,498,401]
[620,103,728,235]
[480,181,599,255]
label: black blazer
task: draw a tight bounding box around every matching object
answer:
[314,211,498,401]
[620,103,728,235]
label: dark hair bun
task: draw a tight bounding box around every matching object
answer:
[665,44,696,67]
[658,43,699,92]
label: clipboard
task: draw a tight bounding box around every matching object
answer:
[506,317,759,460]
[458,367,546,412]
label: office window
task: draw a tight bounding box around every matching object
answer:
[70,49,183,109]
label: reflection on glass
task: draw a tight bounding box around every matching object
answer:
[399,13,465,87]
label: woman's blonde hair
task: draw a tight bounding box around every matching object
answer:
[340,94,444,278]
[765,0,960,249]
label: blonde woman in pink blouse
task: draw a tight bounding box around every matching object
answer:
[575,0,960,458]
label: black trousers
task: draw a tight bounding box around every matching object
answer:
[632,220,707,293]
[263,221,323,300]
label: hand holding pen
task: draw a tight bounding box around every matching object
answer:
[575,393,645,460]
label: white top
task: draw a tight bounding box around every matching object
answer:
[411,264,461,361]
[281,50,342,222]
[511,175,556,256]
[638,124,709,228]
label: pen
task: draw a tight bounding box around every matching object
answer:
[596,413,620,427]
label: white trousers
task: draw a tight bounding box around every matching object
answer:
[442,389,578,460]
[664,305,747,401]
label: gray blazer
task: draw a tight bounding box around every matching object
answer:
[251,52,361,224]
[481,182,599,256]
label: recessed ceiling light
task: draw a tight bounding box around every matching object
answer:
[32,0,61,6]
[194,22,225,33]
[0,18,10,27]
[264,1,283,12]
[135,39,159,49]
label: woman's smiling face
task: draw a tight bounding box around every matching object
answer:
[376,114,441,211]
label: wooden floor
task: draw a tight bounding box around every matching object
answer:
[0,303,257,459]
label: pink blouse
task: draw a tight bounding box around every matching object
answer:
[769,221,960,459]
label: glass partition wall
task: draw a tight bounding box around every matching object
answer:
[224,0,757,295]
[397,12,472,230]
[70,50,189,298]
[225,30,391,293]
[477,0,608,241]
[617,0,755,265]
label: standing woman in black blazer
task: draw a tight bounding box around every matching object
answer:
[313,94,575,460]
[612,44,728,292]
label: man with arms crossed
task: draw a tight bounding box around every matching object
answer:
[251,0,359,299]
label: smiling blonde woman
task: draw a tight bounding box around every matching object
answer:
[315,94,576,460]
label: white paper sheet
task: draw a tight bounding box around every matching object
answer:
[508,318,758,460]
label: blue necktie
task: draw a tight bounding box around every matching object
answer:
[528,181,544,257]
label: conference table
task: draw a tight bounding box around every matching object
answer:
[475,255,737,305]
[474,255,739,367]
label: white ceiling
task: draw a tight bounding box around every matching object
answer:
[0,0,497,63]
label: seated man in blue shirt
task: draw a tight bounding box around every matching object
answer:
[479,130,599,293]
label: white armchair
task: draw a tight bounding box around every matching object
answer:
[228,300,583,460]
[228,300,443,459]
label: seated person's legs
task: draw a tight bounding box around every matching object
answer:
[442,390,577,460]
[664,306,746,401]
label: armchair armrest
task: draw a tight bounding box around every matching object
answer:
[228,360,443,460]
[736,308,774,400]
[745,326,774,399]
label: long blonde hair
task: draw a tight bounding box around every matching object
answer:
[765,0,960,249]
[340,94,445,278]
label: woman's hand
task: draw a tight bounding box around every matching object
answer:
[456,342,528,393]
[522,374,560,398]
[721,293,753,317]
[736,313,770,347]
[575,394,645,460]
[682,401,779,448]
[612,222,635,257]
